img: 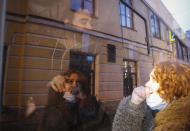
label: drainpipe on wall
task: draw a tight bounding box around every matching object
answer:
[0,0,7,115]
[120,0,150,55]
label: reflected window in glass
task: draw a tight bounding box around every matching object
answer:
[150,12,160,38]
[71,0,94,15]
[119,0,133,28]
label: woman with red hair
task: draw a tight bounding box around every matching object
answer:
[113,60,190,131]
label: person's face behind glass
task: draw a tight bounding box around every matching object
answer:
[66,73,87,100]
[69,73,80,88]
[65,73,80,92]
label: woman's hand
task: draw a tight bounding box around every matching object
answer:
[131,86,150,105]
[47,75,66,93]
[25,97,36,117]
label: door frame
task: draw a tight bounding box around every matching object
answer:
[69,50,96,96]
[123,59,137,96]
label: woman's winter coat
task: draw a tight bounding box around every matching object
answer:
[39,87,111,131]
[112,95,190,131]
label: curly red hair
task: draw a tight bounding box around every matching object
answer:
[152,61,190,102]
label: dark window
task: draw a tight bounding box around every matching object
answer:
[182,46,188,62]
[70,0,94,15]
[176,40,183,60]
[150,12,160,38]
[188,48,190,62]
[69,51,95,95]
[119,0,133,28]
[123,60,137,97]
[1,46,8,105]
[107,44,116,63]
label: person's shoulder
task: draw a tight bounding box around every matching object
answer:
[86,95,99,105]
[89,95,98,101]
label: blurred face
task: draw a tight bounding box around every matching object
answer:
[69,73,80,88]
[64,82,72,92]
[145,69,160,95]
[65,73,80,92]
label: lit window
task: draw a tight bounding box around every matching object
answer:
[119,0,133,28]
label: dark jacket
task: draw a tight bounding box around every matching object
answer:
[38,101,79,131]
[76,96,111,131]
[47,87,65,106]
[39,87,111,131]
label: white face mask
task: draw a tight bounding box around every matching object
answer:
[146,93,168,110]
[63,92,75,102]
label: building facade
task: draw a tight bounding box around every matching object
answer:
[186,30,190,38]
[2,0,190,117]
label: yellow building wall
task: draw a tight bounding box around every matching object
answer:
[4,0,176,109]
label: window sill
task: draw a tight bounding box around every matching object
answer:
[121,26,137,32]
[153,37,170,44]
[152,36,161,40]
[71,9,96,18]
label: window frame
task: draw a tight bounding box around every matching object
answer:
[150,12,161,39]
[123,59,137,96]
[176,39,189,62]
[107,44,116,63]
[176,39,183,60]
[182,45,188,62]
[119,0,134,29]
[188,48,190,62]
[70,0,95,16]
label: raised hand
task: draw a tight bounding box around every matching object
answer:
[47,75,66,93]
[131,86,150,105]
[25,97,36,117]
